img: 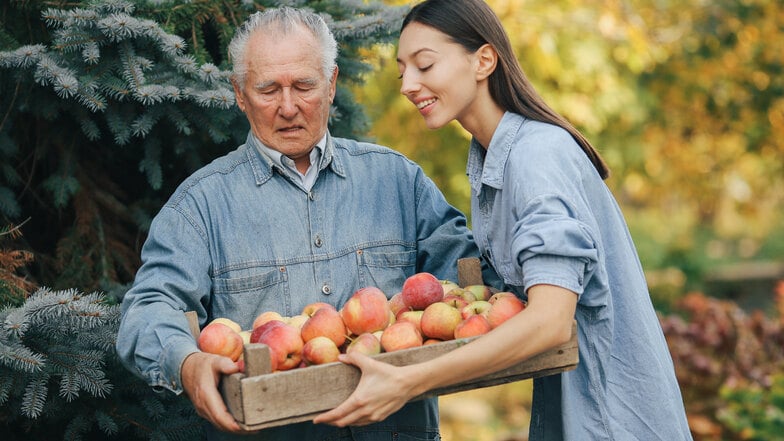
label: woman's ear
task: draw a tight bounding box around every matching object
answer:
[475,44,498,81]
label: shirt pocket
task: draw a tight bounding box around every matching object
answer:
[356,245,417,296]
[211,266,289,323]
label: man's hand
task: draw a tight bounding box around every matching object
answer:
[181,351,247,433]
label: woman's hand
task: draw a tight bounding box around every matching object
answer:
[313,352,418,427]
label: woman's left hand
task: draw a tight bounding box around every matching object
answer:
[312,351,416,427]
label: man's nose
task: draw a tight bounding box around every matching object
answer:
[279,88,298,117]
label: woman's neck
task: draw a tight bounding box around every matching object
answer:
[459,92,505,149]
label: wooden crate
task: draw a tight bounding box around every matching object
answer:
[186,258,578,430]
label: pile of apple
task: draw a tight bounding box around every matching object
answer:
[197,272,526,373]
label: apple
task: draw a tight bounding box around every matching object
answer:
[198,322,244,361]
[252,310,285,330]
[302,336,341,365]
[402,272,444,310]
[442,294,470,310]
[345,332,382,356]
[461,300,492,320]
[439,279,460,296]
[464,284,493,301]
[300,306,347,347]
[256,322,304,371]
[249,319,286,344]
[209,317,242,333]
[396,309,424,331]
[447,288,478,303]
[454,314,492,339]
[424,338,442,345]
[238,330,252,345]
[420,302,462,341]
[388,292,410,316]
[487,293,526,328]
[340,286,391,335]
[302,302,336,317]
[488,291,517,304]
[287,314,308,329]
[380,321,423,352]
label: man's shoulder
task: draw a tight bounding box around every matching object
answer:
[331,136,409,161]
[167,145,252,204]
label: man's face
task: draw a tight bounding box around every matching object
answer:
[233,26,337,169]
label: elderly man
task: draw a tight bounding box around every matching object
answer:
[117,6,490,441]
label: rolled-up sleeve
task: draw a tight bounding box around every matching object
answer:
[512,194,598,298]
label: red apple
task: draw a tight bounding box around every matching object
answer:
[420,302,462,341]
[487,293,526,328]
[442,294,470,310]
[302,302,336,317]
[454,314,492,339]
[461,300,492,320]
[380,321,423,352]
[402,272,444,310]
[302,335,340,365]
[388,292,410,316]
[256,323,304,371]
[464,284,494,301]
[300,306,347,347]
[345,332,382,356]
[340,286,391,335]
[249,319,286,344]
[209,317,242,333]
[198,322,244,361]
[252,310,285,330]
[488,291,517,304]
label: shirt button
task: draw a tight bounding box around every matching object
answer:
[321,284,332,295]
[314,235,323,247]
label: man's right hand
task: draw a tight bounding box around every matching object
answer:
[181,351,246,433]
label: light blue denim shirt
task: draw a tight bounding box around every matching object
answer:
[117,132,487,441]
[468,112,692,440]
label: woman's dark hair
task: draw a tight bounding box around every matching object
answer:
[402,0,610,179]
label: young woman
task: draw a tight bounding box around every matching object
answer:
[315,1,693,439]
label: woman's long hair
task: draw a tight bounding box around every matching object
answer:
[402,0,610,179]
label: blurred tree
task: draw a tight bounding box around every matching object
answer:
[361,0,784,291]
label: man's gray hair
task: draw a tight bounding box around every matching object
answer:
[228,7,338,89]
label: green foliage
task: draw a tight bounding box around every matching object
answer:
[717,374,784,441]
[0,287,202,440]
[360,0,784,288]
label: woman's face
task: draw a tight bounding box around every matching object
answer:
[397,22,481,130]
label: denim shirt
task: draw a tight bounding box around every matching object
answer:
[467,113,692,440]
[117,132,484,441]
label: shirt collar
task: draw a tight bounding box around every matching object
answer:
[467,111,524,192]
[253,133,327,174]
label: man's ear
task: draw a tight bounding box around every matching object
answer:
[475,44,498,81]
[231,78,245,112]
[328,66,339,104]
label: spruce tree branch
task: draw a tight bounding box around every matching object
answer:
[0,80,21,134]
[0,217,30,238]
